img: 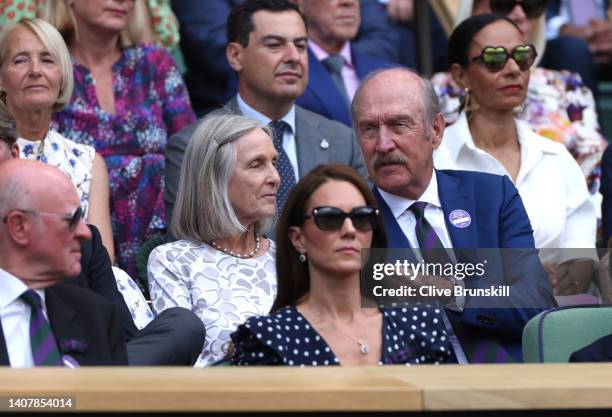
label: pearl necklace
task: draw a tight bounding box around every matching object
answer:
[209,233,261,259]
[310,309,369,355]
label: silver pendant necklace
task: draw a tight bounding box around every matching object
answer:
[310,309,369,355]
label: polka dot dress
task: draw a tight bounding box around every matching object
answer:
[231,305,455,366]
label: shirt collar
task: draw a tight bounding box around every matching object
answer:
[0,268,46,311]
[443,112,559,165]
[308,39,354,68]
[236,93,296,135]
[377,170,441,219]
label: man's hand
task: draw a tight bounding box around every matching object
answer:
[387,0,414,23]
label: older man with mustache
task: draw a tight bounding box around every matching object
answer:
[166,0,367,225]
[351,67,556,363]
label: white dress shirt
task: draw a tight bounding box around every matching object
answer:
[237,94,300,180]
[0,268,47,367]
[377,170,454,256]
[435,112,597,264]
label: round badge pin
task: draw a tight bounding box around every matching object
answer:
[449,209,471,228]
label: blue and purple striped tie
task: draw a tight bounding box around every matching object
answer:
[409,202,513,363]
[409,201,452,264]
[20,290,63,366]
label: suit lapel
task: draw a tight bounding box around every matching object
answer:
[306,48,351,124]
[0,318,9,366]
[436,170,478,249]
[45,286,86,365]
[295,106,331,177]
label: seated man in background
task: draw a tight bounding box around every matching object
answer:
[295,0,392,126]
[0,160,127,366]
[0,103,18,162]
[166,0,367,223]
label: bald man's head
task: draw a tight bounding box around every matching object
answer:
[0,160,91,288]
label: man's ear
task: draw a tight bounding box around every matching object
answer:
[11,143,19,159]
[226,42,244,72]
[430,113,445,150]
[450,62,469,90]
[5,211,33,247]
[288,225,306,254]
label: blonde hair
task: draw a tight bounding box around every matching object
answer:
[41,0,146,48]
[0,18,74,112]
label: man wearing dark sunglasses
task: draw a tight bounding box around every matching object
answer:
[352,68,556,363]
[0,160,127,366]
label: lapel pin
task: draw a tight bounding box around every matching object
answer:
[320,139,330,149]
[62,354,80,368]
[449,209,471,228]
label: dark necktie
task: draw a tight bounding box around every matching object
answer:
[409,202,513,363]
[20,290,63,366]
[269,120,296,216]
[409,201,452,264]
[321,55,350,106]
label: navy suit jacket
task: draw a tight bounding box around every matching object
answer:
[296,47,392,126]
[374,169,557,361]
[0,283,128,366]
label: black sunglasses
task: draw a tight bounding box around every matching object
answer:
[470,44,537,72]
[304,206,379,232]
[2,207,84,232]
[490,0,547,19]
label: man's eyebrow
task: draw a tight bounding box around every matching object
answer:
[260,34,308,43]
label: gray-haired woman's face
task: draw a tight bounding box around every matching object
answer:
[0,26,62,114]
[227,129,280,229]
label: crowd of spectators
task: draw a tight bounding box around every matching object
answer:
[1,0,612,367]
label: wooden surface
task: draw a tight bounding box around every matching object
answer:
[1,364,612,412]
[0,367,420,412]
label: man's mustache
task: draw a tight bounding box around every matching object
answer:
[373,153,408,169]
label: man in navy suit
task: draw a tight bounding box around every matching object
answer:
[0,160,127,366]
[295,0,391,126]
[351,68,556,362]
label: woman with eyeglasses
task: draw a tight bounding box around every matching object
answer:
[435,14,598,301]
[230,165,455,366]
[432,0,607,198]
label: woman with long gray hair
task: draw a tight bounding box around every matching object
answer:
[148,113,280,367]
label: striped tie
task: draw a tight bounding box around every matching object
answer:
[269,121,296,217]
[20,290,63,366]
[410,202,514,363]
[409,202,452,264]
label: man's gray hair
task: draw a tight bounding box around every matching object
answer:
[350,67,441,135]
[171,114,275,242]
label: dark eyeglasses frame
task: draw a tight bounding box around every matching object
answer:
[470,44,537,73]
[303,206,380,232]
[489,0,547,19]
[2,206,84,232]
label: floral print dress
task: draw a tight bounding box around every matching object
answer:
[52,44,196,276]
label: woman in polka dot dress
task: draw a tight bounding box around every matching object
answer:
[231,165,456,366]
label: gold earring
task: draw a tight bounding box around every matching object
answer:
[462,87,479,113]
